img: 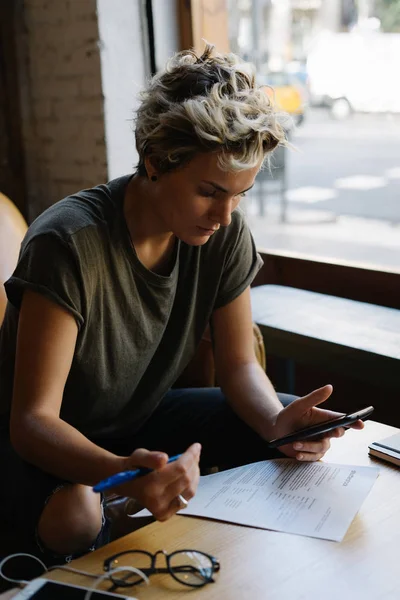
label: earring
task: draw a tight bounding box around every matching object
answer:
[150,175,158,182]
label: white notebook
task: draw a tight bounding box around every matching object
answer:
[369,432,400,467]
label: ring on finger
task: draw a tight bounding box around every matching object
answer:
[176,493,188,510]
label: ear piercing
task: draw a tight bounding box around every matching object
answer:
[150,175,158,182]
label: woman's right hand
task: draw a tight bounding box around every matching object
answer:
[117,443,201,521]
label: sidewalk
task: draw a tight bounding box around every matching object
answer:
[244,198,400,273]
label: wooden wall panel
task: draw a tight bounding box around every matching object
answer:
[177,0,230,52]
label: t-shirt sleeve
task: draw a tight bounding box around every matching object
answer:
[4,234,84,328]
[214,215,263,310]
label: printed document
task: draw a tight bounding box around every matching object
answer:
[181,459,379,541]
[133,458,379,542]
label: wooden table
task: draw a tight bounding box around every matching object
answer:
[7,421,400,600]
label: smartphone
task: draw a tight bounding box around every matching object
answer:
[12,578,130,599]
[267,406,374,448]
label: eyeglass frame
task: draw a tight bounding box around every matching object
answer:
[103,548,221,589]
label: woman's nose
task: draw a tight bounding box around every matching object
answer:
[211,198,232,227]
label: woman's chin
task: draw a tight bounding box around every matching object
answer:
[176,231,213,246]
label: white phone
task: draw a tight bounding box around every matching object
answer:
[11,578,130,599]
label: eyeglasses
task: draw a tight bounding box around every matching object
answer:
[103,549,220,588]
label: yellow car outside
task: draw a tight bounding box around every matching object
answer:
[261,72,306,125]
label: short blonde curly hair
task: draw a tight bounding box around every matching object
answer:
[135,44,287,175]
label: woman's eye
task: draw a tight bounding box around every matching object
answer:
[199,189,216,198]
[198,188,246,199]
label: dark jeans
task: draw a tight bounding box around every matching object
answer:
[102,388,295,467]
[0,388,295,567]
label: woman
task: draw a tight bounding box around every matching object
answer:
[0,45,362,564]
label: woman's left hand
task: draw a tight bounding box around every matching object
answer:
[273,385,364,462]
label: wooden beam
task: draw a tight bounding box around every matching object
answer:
[177,0,194,50]
[253,250,400,310]
[177,0,230,53]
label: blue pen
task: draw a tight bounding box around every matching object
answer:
[92,453,182,493]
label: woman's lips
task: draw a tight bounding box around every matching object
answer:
[197,226,218,235]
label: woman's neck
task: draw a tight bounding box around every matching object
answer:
[123,175,176,274]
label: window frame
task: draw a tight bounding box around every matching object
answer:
[253,250,399,309]
[177,1,400,307]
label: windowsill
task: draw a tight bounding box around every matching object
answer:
[253,248,400,310]
[256,246,400,276]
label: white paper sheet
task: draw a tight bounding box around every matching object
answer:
[133,459,379,542]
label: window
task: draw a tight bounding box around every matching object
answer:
[225,0,400,275]
[178,0,399,304]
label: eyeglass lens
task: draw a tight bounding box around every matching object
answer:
[169,551,214,586]
[109,551,151,586]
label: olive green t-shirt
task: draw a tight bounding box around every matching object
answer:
[0,175,263,439]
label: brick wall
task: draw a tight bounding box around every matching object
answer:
[18,0,107,220]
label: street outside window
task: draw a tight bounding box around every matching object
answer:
[227,0,400,273]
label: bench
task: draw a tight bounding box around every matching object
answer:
[251,284,400,392]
